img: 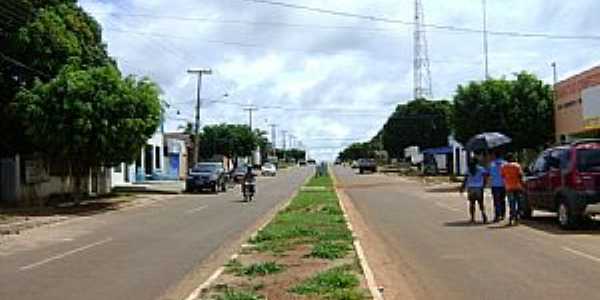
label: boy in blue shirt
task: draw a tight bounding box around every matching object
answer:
[460,158,489,224]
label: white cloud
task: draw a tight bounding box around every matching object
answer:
[79,0,600,160]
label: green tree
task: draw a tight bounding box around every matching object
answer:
[198,124,262,160]
[452,72,553,150]
[381,98,452,158]
[0,0,113,156]
[338,143,375,161]
[16,65,162,197]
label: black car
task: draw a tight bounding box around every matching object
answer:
[186,163,227,193]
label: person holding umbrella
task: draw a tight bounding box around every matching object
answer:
[489,150,507,222]
[460,157,488,224]
[465,132,512,223]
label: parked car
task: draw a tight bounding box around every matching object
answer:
[523,139,600,229]
[298,160,307,166]
[231,164,248,183]
[334,159,342,165]
[186,162,227,193]
[357,158,377,174]
[261,163,277,176]
[351,160,358,169]
[307,159,317,165]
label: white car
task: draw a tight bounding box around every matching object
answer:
[261,163,277,176]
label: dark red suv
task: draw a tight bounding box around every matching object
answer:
[523,139,600,229]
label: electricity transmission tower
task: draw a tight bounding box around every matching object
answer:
[413,0,433,100]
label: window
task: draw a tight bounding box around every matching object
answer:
[155,146,161,169]
[550,149,571,170]
[533,153,549,173]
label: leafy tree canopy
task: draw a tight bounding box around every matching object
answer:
[453,72,553,150]
[381,98,452,158]
[16,64,162,172]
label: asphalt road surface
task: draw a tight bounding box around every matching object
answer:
[0,166,312,300]
[334,165,600,300]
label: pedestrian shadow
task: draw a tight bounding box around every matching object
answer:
[519,215,600,235]
[426,186,461,193]
[444,220,488,227]
[487,223,515,230]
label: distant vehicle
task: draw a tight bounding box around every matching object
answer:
[231,164,248,183]
[307,159,317,165]
[186,162,227,193]
[298,160,307,166]
[523,139,600,229]
[334,159,342,165]
[261,163,277,176]
[351,160,359,169]
[357,158,377,174]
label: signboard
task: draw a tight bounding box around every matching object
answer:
[25,159,49,184]
[582,85,600,129]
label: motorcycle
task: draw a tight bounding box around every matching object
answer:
[242,180,256,202]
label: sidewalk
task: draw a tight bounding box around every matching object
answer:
[112,181,185,194]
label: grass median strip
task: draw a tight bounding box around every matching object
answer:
[200,173,371,299]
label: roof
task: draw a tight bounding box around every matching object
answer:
[422,146,453,155]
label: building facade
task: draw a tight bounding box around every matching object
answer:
[555,66,600,142]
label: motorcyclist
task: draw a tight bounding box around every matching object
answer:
[242,166,256,196]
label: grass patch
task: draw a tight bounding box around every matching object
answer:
[225,260,285,277]
[309,241,352,260]
[289,265,365,299]
[306,175,333,187]
[212,287,264,300]
[249,174,353,254]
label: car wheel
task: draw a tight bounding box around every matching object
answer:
[558,200,581,230]
[221,181,227,192]
[211,184,218,194]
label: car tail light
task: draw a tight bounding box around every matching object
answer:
[568,170,586,191]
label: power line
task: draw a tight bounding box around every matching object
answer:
[241,0,600,41]
[92,12,397,33]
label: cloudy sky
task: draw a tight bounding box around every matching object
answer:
[79,0,600,160]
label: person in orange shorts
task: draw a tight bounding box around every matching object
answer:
[501,153,525,225]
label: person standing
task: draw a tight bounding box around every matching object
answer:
[501,153,525,225]
[489,151,507,222]
[460,158,489,224]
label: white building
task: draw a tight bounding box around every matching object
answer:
[111,131,164,187]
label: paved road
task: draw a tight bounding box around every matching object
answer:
[334,166,600,300]
[0,166,312,300]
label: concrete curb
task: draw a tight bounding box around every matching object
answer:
[184,170,314,300]
[330,168,384,300]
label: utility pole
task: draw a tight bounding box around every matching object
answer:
[551,62,558,87]
[187,68,212,165]
[244,106,258,131]
[281,130,288,150]
[482,0,490,79]
[269,124,277,153]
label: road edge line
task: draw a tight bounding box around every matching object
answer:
[329,168,384,300]
[183,167,312,300]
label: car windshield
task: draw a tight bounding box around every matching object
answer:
[577,149,600,172]
[192,164,217,173]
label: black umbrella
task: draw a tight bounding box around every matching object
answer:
[465,132,512,151]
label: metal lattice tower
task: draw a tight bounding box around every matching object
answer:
[413,0,433,100]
